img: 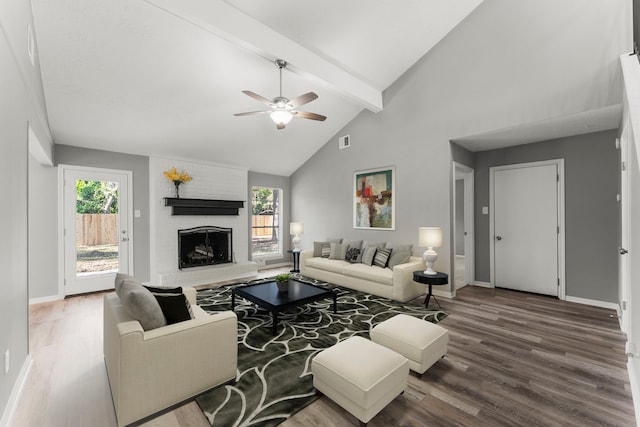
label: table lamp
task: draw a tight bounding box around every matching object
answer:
[290,222,304,252]
[419,227,442,275]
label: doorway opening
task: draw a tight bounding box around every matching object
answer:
[452,162,475,292]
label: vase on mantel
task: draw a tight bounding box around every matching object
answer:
[173,180,181,198]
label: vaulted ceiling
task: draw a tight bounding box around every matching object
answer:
[31,0,483,175]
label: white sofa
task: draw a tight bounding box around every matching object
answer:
[300,250,426,302]
[103,287,237,427]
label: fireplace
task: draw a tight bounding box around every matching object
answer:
[178,226,232,269]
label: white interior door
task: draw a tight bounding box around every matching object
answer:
[492,162,559,296]
[63,167,132,295]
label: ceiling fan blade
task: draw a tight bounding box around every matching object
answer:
[276,123,286,130]
[295,111,327,121]
[234,110,271,116]
[242,90,273,106]
[287,92,318,108]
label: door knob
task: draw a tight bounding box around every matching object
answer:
[496,236,502,241]
[620,247,629,255]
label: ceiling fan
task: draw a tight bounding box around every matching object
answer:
[234,59,327,130]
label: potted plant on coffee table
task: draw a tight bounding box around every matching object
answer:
[274,273,290,293]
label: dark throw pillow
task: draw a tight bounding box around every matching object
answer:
[144,285,183,294]
[373,248,392,268]
[143,286,193,325]
[345,247,361,263]
[152,293,193,325]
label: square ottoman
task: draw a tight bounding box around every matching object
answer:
[371,314,448,374]
[312,336,409,426]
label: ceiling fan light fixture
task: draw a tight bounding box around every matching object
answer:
[235,59,326,128]
[270,110,293,127]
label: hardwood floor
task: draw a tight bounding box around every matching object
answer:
[12,273,635,427]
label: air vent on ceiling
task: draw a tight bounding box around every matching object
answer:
[339,135,351,150]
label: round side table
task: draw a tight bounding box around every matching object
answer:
[412,271,448,308]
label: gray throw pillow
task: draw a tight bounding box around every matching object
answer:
[373,248,392,268]
[387,250,412,269]
[361,247,377,266]
[388,244,413,252]
[343,240,363,250]
[362,240,387,249]
[325,237,343,243]
[119,280,167,331]
[356,241,387,263]
[114,273,141,297]
[313,241,330,257]
[329,243,349,260]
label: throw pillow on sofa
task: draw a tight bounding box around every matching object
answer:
[356,241,386,263]
[373,248,392,268]
[313,241,331,257]
[329,243,349,260]
[387,250,412,269]
[119,280,167,331]
[325,237,343,243]
[144,286,194,325]
[345,247,361,263]
[361,247,377,266]
[115,272,142,297]
[388,244,413,252]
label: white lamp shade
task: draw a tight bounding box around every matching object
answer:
[290,222,304,235]
[419,227,442,248]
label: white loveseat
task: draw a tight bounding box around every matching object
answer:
[103,287,237,426]
[300,250,426,302]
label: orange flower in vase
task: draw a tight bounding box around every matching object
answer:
[163,167,192,198]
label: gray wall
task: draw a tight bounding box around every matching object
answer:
[28,155,59,300]
[248,172,292,266]
[290,0,627,286]
[474,130,619,302]
[54,145,151,282]
[0,0,51,417]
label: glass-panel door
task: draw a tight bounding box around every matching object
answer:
[63,167,131,295]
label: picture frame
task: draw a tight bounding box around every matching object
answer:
[353,166,395,230]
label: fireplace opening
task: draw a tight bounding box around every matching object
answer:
[178,226,232,269]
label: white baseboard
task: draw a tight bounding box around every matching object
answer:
[628,357,640,426]
[0,355,32,427]
[259,262,292,271]
[432,289,454,299]
[473,281,493,288]
[564,295,619,310]
[29,294,62,305]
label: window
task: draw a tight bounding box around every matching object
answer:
[251,187,283,258]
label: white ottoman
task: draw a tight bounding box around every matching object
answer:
[312,336,409,426]
[371,314,448,374]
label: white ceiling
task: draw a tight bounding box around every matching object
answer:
[31,0,483,176]
[452,104,623,152]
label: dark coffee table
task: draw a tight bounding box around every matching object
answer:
[231,279,337,335]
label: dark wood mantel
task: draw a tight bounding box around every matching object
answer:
[163,197,244,215]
